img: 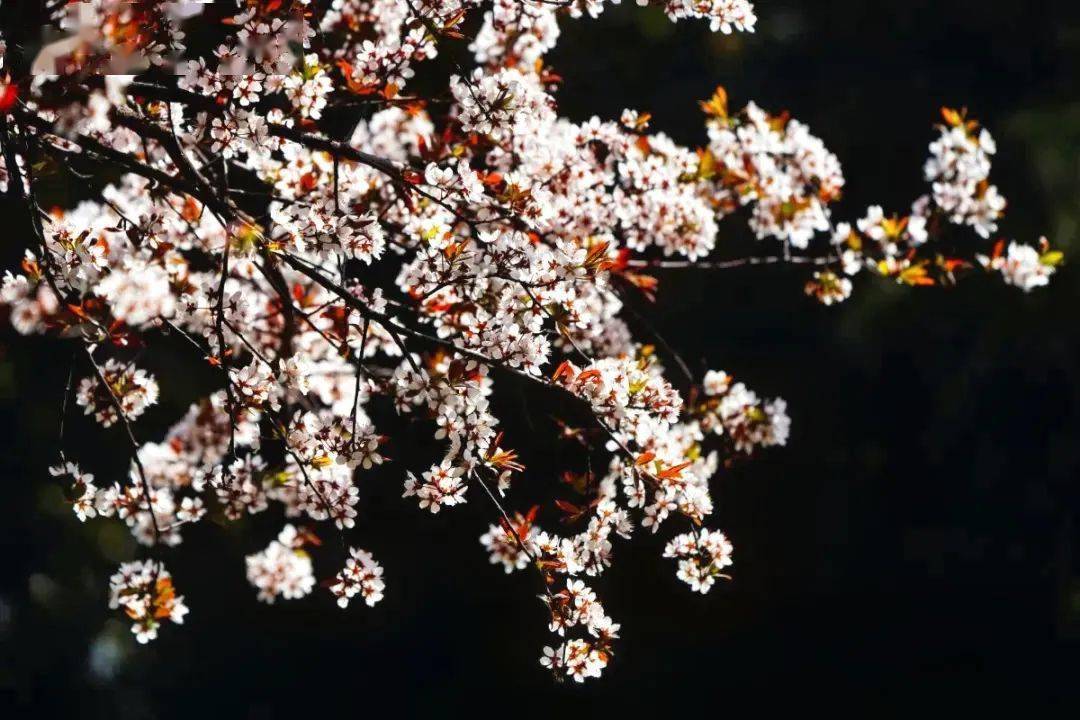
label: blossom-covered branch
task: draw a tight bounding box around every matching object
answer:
[0,0,1059,681]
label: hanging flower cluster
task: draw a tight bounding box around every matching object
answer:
[108,560,189,643]
[245,524,317,604]
[702,91,845,249]
[0,0,1058,680]
[539,579,620,682]
[329,547,386,608]
[75,358,159,428]
[664,528,734,594]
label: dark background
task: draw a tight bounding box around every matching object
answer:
[2,0,1079,714]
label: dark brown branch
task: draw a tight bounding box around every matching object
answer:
[84,346,161,543]
[626,254,834,270]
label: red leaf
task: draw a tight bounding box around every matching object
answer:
[0,82,18,113]
[551,360,574,383]
[576,369,602,384]
[658,461,692,480]
[992,239,1005,260]
[554,499,581,514]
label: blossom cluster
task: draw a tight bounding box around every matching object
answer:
[108,560,188,643]
[539,579,620,682]
[694,90,1060,302]
[703,91,844,249]
[924,111,1006,238]
[246,524,317,604]
[0,0,1057,675]
[978,238,1060,292]
[329,547,386,608]
[75,358,159,428]
[50,460,98,522]
[664,529,734,594]
[695,369,789,453]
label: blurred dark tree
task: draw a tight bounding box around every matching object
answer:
[1,0,1078,715]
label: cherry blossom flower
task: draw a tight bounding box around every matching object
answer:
[538,578,619,681]
[50,461,98,522]
[979,239,1060,292]
[329,547,386,608]
[404,461,468,513]
[924,112,1006,238]
[76,360,159,428]
[246,525,317,603]
[664,529,734,594]
[108,560,188,643]
[805,270,853,306]
[0,0,1058,682]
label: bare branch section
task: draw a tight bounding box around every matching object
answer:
[0,0,1058,679]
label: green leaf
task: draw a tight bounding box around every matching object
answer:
[1039,250,1064,267]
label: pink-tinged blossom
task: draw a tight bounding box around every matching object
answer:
[805,270,853,306]
[108,560,188,644]
[76,360,159,428]
[480,510,541,573]
[538,578,620,682]
[979,239,1059,292]
[50,461,98,522]
[0,0,1058,683]
[705,99,844,248]
[404,461,468,513]
[924,118,1006,238]
[329,547,386,608]
[664,529,734,594]
[246,525,316,603]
